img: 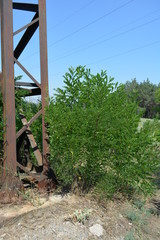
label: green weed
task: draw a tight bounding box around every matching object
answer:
[73,208,91,224]
[124,230,135,240]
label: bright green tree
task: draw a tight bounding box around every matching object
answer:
[46,66,160,198]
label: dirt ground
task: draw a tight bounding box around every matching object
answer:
[0,190,160,240]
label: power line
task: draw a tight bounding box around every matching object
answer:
[49,16,160,63]
[48,0,97,30]
[48,0,135,47]
[20,1,97,61]
[51,39,160,78]
[23,12,160,72]
[87,39,160,66]
[21,0,135,62]
[51,8,160,61]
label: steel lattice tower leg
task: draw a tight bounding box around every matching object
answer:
[39,0,49,173]
[1,0,17,178]
[0,0,50,188]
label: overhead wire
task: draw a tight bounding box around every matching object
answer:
[48,0,97,30]
[21,0,135,62]
[48,0,135,47]
[49,16,160,63]
[87,39,160,66]
[51,39,160,78]
[51,8,160,61]
[20,0,96,62]
[22,8,160,73]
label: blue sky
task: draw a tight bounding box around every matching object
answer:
[5,0,160,95]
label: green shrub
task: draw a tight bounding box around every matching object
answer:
[46,66,160,197]
[124,231,135,240]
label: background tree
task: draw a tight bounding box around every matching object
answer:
[125,78,159,118]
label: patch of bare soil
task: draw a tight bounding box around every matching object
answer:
[0,191,160,240]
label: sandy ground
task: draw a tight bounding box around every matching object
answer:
[0,192,160,240]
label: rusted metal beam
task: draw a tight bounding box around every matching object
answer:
[15,87,41,97]
[14,12,39,60]
[1,0,52,189]
[16,110,42,139]
[13,2,38,12]
[1,0,17,176]
[0,73,2,88]
[39,0,49,172]
[16,132,26,161]
[19,113,43,166]
[17,162,46,181]
[15,82,37,88]
[13,17,39,36]
[14,58,41,88]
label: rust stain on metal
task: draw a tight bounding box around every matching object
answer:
[38,0,50,174]
[0,0,54,191]
[1,0,17,177]
[16,109,42,139]
[20,112,43,166]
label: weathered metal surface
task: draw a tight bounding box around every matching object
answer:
[13,17,39,36]
[1,0,53,191]
[1,0,17,176]
[13,2,38,12]
[16,110,42,139]
[14,12,39,60]
[0,73,2,88]
[15,87,41,97]
[14,58,41,88]
[15,82,38,87]
[39,0,50,173]
[17,162,46,181]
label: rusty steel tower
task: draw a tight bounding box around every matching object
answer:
[0,0,50,186]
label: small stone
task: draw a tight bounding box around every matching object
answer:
[89,223,104,237]
[97,219,102,224]
[39,197,47,205]
[0,234,6,238]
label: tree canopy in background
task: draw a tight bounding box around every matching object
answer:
[125,78,160,119]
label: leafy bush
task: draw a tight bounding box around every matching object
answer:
[46,66,160,198]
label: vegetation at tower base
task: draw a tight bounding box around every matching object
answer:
[0,69,160,200]
[14,76,43,153]
[46,66,160,198]
[0,77,42,173]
